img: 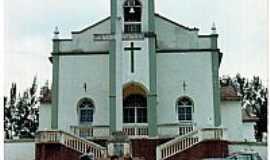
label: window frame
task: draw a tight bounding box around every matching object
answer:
[123,0,142,33]
[176,97,194,122]
[77,98,95,125]
[123,94,147,124]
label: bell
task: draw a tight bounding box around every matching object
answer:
[129,7,135,14]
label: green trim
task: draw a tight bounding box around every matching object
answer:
[109,0,117,134]
[230,141,267,146]
[157,49,220,53]
[4,139,35,143]
[53,39,72,41]
[198,34,219,38]
[51,40,60,129]
[211,36,221,127]
[51,51,109,56]
[51,56,59,129]
[147,0,158,137]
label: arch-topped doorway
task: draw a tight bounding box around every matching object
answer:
[123,82,148,124]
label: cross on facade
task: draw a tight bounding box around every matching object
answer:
[83,82,87,93]
[124,42,141,73]
[182,81,187,92]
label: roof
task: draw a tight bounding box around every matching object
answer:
[71,13,199,34]
[221,86,241,101]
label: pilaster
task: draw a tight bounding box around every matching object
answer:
[147,0,158,137]
[211,34,221,127]
[51,39,60,129]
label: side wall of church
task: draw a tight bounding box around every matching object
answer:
[39,104,51,130]
[156,52,215,132]
[220,101,243,141]
[57,55,110,132]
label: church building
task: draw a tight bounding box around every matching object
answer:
[37,0,258,159]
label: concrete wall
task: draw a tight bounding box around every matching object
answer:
[59,18,111,52]
[122,40,150,89]
[4,140,35,160]
[156,52,215,129]
[220,101,243,141]
[155,16,199,50]
[39,103,51,130]
[58,55,109,132]
[59,14,214,53]
[242,122,256,142]
[229,142,267,160]
[221,101,256,142]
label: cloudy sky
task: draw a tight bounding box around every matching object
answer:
[4,0,268,95]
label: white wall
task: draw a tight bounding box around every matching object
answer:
[156,52,215,129]
[122,40,150,89]
[229,143,267,160]
[59,18,111,52]
[39,103,51,130]
[220,101,243,141]
[4,141,35,160]
[242,122,256,142]
[155,16,199,50]
[58,55,109,132]
[221,101,256,142]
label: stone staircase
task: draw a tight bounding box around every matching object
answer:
[35,130,107,160]
[156,128,227,160]
[35,128,228,160]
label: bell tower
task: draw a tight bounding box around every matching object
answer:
[109,0,157,137]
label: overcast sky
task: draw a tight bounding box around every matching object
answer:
[3,0,268,95]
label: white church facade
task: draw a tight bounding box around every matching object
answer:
[36,0,260,159]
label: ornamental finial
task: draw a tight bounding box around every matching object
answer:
[211,22,216,34]
[53,26,60,39]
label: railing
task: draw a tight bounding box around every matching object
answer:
[70,126,94,138]
[156,128,225,160]
[178,123,194,136]
[36,130,107,159]
[123,124,148,137]
[124,22,141,33]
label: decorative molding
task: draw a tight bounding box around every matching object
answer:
[157,48,220,53]
[229,141,267,146]
[51,51,109,56]
[4,139,35,143]
[198,34,219,38]
[53,39,72,42]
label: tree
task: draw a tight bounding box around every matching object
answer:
[4,77,40,139]
[17,76,39,138]
[4,83,17,139]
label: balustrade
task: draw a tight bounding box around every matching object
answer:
[156,128,225,160]
[36,130,107,158]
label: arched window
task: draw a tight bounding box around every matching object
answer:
[123,94,147,123]
[123,0,142,33]
[177,97,193,121]
[78,98,95,124]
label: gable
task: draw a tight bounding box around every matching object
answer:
[155,14,201,50]
[56,14,214,53]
